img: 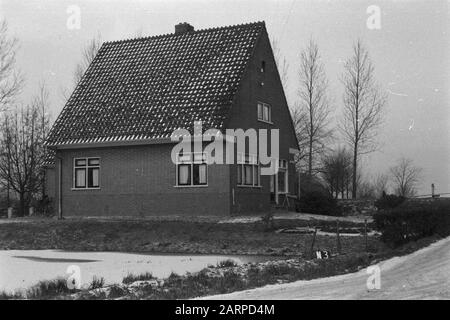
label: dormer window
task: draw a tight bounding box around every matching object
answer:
[261,60,266,73]
[257,102,271,123]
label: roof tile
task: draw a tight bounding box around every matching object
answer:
[46,22,265,146]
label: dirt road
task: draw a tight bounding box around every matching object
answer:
[204,236,450,300]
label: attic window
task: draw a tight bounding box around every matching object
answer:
[261,60,266,73]
[257,102,271,123]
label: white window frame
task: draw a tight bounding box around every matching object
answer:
[257,102,272,124]
[175,152,208,187]
[237,153,261,188]
[73,157,100,190]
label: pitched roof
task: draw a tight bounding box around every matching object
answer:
[46,21,265,146]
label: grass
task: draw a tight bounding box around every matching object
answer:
[0,216,384,300]
[1,234,444,300]
[18,277,78,299]
[119,253,375,299]
[89,276,105,290]
[0,217,383,256]
[122,272,155,284]
[108,285,127,299]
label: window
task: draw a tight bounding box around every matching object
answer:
[176,152,208,186]
[277,159,288,193]
[73,157,100,189]
[261,60,266,73]
[257,102,271,123]
[237,153,260,187]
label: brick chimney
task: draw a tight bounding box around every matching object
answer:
[175,22,194,35]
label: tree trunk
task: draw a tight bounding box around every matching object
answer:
[308,136,313,179]
[19,192,25,217]
[352,143,358,199]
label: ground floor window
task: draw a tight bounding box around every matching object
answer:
[237,153,260,187]
[176,152,208,186]
[73,157,100,189]
[277,159,288,193]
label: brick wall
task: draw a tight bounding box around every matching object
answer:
[226,27,298,214]
[55,144,230,217]
[48,26,298,217]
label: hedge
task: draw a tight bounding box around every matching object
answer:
[373,201,450,246]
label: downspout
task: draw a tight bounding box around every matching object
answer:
[55,154,63,220]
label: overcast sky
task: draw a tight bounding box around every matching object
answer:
[0,0,448,195]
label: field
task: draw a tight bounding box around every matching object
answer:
[0,216,382,256]
[1,214,446,299]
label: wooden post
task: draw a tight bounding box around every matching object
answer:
[364,218,368,252]
[336,220,341,254]
[310,227,317,259]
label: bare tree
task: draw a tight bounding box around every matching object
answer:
[73,34,102,86]
[340,40,387,198]
[320,147,352,199]
[290,106,308,169]
[357,178,377,199]
[298,39,332,180]
[32,83,51,197]
[390,158,422,197]
[0,94,51,216]
[0,20,23,111]
[373,173,389,197]
[59,34,102,103]
[271,38,290,93]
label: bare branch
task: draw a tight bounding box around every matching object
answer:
[340,39,387,198]
[390,157,422,197]
[296,38,333,178]
[0,20,24,112]
[73,33,102,86]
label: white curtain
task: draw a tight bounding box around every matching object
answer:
[199,164,207,184]
[179,165,190,185]
[245,165,253,185]
[76,169,86,187]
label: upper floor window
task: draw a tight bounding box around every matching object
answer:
[73,157,100,189]
[176,152,208,187]
[257,102,271,123]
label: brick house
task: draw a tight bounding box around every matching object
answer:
[45,21,299,217]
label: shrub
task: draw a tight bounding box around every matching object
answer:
[217,259,238,268]
[0,290,23,300]
[122,272,155,284]
[374,193,405,210]
[25,277,77,299]
[296,191,342,216]
[35,195,55,216]
[108,285,127,299]
[373,201,450,246]
[261,212,275,231]
[89,276,105,290]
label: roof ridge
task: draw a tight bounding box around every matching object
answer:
[103,21,265,46]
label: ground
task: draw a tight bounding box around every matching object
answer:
[0,213,447,299]
[0,250,278,292]
[202,235,450,300]
[0,213,380,256]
